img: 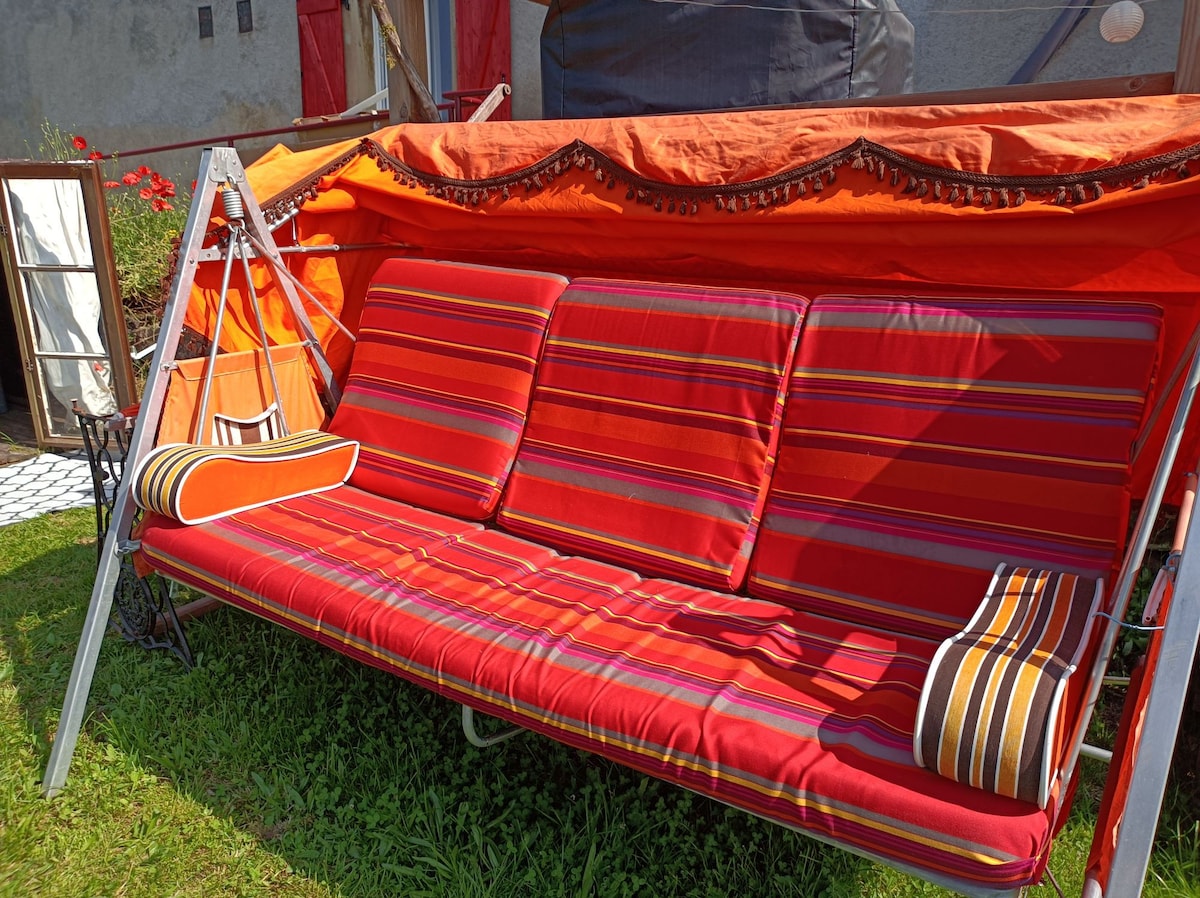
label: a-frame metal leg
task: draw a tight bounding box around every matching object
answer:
[1087,325,1200,895]
[1104,543,1200,894]
[42,147,335,796]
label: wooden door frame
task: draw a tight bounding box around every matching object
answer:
[1176,0,1200,92]
[0,160,135,449]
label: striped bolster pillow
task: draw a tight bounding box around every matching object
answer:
[133,430,360,524]
[914,563,1101,808]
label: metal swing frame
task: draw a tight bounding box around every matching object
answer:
[38,144,1200,898]
[41,147,340,796]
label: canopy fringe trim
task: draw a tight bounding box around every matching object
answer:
[259,135,1200,220]
[260,144,364,227]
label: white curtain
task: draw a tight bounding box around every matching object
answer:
[7,178,117,418]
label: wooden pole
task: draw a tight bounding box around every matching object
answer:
[366,0,441,123]
[1176,0,1200,93]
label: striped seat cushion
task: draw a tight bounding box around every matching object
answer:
[138,491,1062,893]
[914,564,1101,809]
[497,278,806,591]
[131,430,359,524]
[328,258,568,520]
[748,295,1162,639]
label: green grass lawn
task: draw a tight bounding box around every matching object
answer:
[1,508,1197,897]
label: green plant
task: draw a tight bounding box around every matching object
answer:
[105,167,186,301]
[33,123,190,353]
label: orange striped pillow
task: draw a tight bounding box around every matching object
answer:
[132,430,359,524]
[914,564,1101,808]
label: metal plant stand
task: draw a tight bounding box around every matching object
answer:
[74,404,196,667]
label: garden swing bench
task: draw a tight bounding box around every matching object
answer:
[40,83,1200,897]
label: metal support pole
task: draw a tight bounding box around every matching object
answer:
[42,146,344,797]
[1085,329,1200,895]
[42,149,225,797]
[1078,742,1114,764]
[233,171,342,407]
[1105,526,1200,893]
[240,230,357,343]
[1063,325,1200,798]
[192,226,239,442]
[235,229,290,435]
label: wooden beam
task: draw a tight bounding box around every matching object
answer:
[382,0,433,125]
[466,83,512,123]
[1176,0,1200,93]
[778,72,1175,112]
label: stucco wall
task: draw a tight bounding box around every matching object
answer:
[0,1,308,184]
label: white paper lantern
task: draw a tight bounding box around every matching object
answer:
[1100,1,1145,43]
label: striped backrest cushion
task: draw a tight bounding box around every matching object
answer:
[747,295,1161,639]
[329,258,568,519]
[914,564,1101,808]
[497,278,807,591]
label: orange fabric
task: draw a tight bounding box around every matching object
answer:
[133,431,359,524]
[159,343,325,446]
[183,95,1200,497]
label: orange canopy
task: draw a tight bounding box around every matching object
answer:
[185,94,1200,498]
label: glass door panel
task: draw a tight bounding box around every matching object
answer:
[8,178,95,267]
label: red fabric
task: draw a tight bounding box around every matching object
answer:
[748,295,1163,640]
[297,0,346,117]
[328,258,566,519]
[139,486,1058,892]
[498,278,804,591]
[455,0,511,120]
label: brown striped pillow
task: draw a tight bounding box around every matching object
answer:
[211,404,283,446]
[913,563,1101,808]
[132,430,359,524]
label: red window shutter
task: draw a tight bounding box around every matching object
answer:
[456,0,511,121]
[297,0,347,117]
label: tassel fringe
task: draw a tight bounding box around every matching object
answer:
[259,135,1200,223]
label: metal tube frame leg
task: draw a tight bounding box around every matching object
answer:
[461,705,523,748]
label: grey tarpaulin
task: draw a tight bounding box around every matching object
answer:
[540,0,914,119]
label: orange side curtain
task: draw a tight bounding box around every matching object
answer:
[158,343,326,446]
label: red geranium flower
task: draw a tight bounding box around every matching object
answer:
[87,150,102,161]
[139,187,153,200]
[150,198,174,212]
[136,164,151,176]
[102,180,120,189]
[121,171,141,186]
[72,135,87,150]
